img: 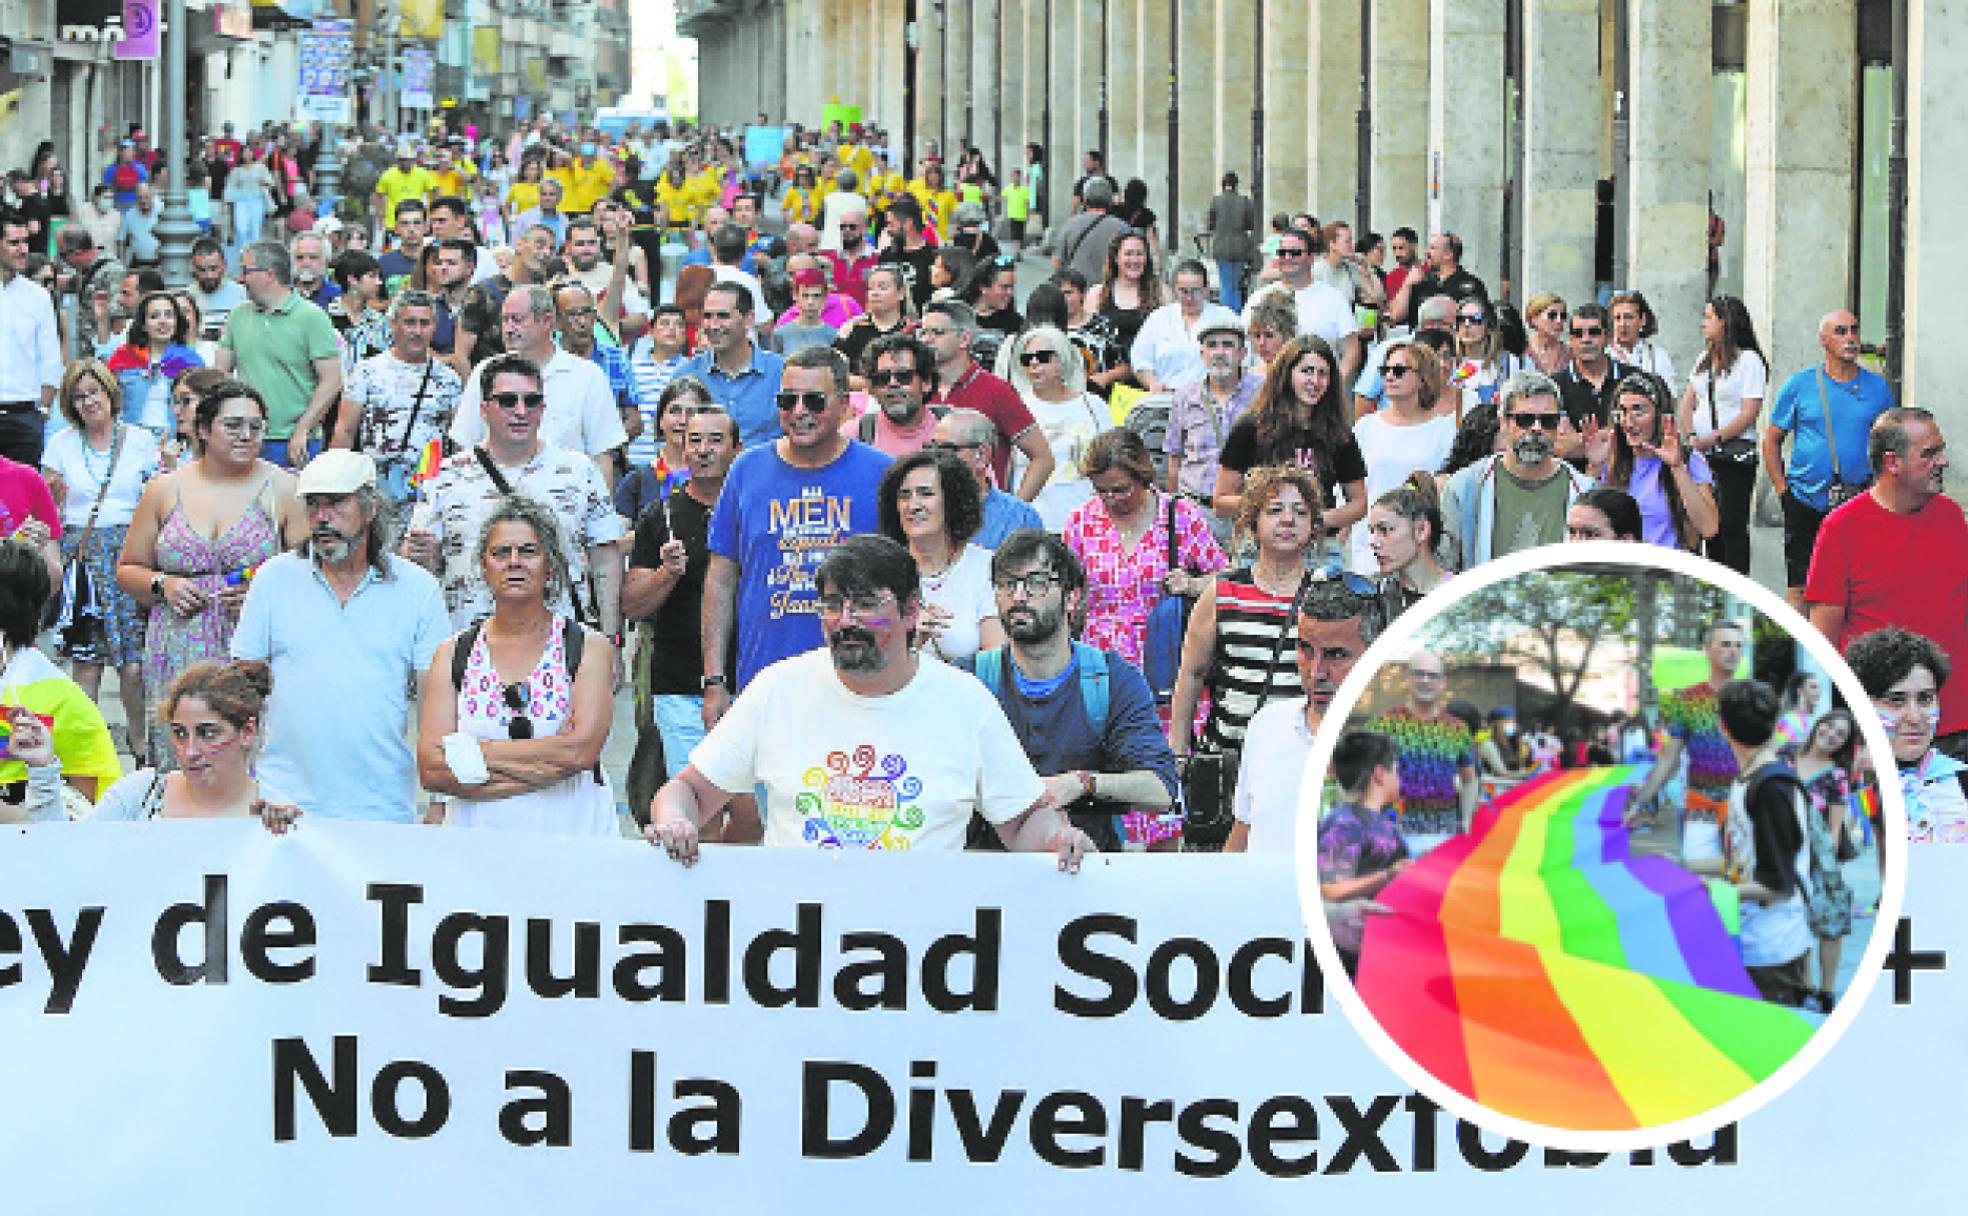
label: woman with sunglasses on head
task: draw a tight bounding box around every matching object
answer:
[118,378,308,770]
[419,496,618,835]
[1564,486,1645,542]
[1085,230,1163,374]
[1349,340,1457,573]
[106,291,205,439]
[1065,429,1226,674]
[1608,290,1676,392]
[1585,372,1718,551]
[1169,466,1328,762]
[39,362,160,726]
[1004,326,1113,530]
[1678,294,1767,575]
[1448,298,1521,413]
[3,659,300,831]
[875,448,1003,663]
[1214,335,1368,556]
[1523,292,1571,375]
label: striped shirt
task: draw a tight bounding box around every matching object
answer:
[1201,568,1301,752]
[625,349,686,469]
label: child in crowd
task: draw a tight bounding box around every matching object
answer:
[1317,730,1413,977]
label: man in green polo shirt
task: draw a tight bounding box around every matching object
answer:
[216,239,343,468]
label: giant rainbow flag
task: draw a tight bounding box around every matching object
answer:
[1352,765,1820,1132]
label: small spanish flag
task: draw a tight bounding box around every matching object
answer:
[411,438,445,484]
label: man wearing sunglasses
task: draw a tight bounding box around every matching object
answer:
[700,346,892,730]
[821,210,879,309]
[649,534,1096,866]
[1241,233,1360,387]
[1439,369,1594,570]
[1551,302,1633,465]
[920,299,1053,500]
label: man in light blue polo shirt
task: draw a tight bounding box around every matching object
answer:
[232,450,451,822]
[676,281,784,448]
[1762,309,1895,611]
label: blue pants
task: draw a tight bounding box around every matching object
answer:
[261,435,323,468]
[1216,259,1248,313]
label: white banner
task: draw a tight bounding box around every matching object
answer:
[0,823,1960,1209]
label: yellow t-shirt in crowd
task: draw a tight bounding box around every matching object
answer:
[374,165,436,228]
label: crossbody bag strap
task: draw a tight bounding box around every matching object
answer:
[75,423,127,555]
[1247,572,1309,722]
[473,446,515,495]
[1705,358,1721,436]
[1164,493,1180,576]
[1816,369,1841,482]
[392,358,437,458]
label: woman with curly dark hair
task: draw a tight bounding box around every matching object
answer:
[1213,335,1367,547]
[877,447,1001,662]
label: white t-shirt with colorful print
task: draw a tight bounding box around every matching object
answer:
[691,648,1046,851]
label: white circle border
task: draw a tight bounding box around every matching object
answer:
[1291,540,1910,1152]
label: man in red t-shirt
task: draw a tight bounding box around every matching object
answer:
[0,455,64,591]
[918,299,1053,500]
[1807,407,1968,755]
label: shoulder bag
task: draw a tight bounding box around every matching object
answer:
[54,424,127,652]
[1818,370,1871,509]
[1706,362,1757,464]
[1139,495,1191,704]
[1179,572,1303,849]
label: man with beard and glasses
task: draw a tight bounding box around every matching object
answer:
[1364,648,1480,854]
[1227,568,1384,854]
[699,346,891,729]
[852,331,945,456]
[1440,369,1594,570]
[646,534,1097,865]
[231,450,450,823]
[957,531,1178,853]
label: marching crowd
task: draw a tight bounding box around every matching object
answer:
[0,113,1960,902]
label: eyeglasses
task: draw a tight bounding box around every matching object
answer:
[1383,364,1413,380]
[1508,411,1564,430]
[1018,349,1059,367]
[1571,326,1604,338]
[776,390,831,413]
[916,326,954,340]
[1828,324,1858,336]
[1276,247,1308,259]
[502,683,534,740]
[490,391,547,412]
[1543,309,1566,321]
[871,369,918,386]
[992,570,1062,598]
[1091,479,1141,500]
[1457,313,1486,325]
[818,591,896,618]
[1173,285,1208,298]
[216,417,267,436]
[929,439,985,455]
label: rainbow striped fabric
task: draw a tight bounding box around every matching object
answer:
[1353,765,1820,1132]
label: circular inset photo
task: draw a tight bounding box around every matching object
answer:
[1295,543,1906,1150]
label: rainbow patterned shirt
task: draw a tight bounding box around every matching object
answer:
[1662,680,1740,820]
[1369,705,1478,838]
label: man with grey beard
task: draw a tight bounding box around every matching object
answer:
[1439,369,1595,569]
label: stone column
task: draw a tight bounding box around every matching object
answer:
[1001,0,1028,163]
[1047,0,1079,222]
[1175,0,1216,256]
[947,0,972,150]
[1263,0,1312,220]
[915,0,944,160]
[1216,0,1257,241]
[1139,0,1174,225]
[1904,0,1967,420]
[1371,0,1430,235]
[1519,0,1600,309]
[1110,0,1141,179]
[1309,0,1362,223]
[971,0,1001,170]
[1626,0,1712,363]
[1744,0,1855,383]
[1430,0,1508,290]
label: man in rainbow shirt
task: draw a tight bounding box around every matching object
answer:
[1624,618,1745,865]
[1367,649,1479,855]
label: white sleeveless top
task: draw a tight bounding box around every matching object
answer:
[447,618,618,836]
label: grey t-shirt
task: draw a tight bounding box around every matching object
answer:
[1490,463,1573,558]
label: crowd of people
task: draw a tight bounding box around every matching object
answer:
[0,112,1957,906]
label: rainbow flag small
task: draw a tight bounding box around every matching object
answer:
[1353,766,1820,1132]
[0,710,56,760]
[410,439,445,485]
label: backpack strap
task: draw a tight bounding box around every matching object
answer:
[858,412,877,443]
[450,621,483,691]
[974,646,1005,697]
[562,615,586,676]
[1070,642,1110,737]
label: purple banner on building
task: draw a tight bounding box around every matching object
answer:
[113,0,160,60]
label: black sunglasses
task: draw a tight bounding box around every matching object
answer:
[1509,411,1564,431]
[1018,349,1059,367]
[503,683,534,740]
[775,390,830,413]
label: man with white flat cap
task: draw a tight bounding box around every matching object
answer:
[232,449,451,823]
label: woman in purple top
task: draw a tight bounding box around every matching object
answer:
[1589,372,1718,551]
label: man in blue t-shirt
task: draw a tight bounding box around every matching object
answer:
[702,346,891,724]
[1762,309,1894,611]
[958,531,1179,852]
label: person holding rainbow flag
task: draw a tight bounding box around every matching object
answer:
[1623,618,1746,866]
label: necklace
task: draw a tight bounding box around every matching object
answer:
[80,423,119,486]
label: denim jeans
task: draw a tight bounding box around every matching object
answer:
[1216,258,1248,314]
[651,694,707,781]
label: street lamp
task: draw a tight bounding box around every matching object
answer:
[154,0,200,286]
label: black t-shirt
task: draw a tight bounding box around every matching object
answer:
[1216,415,1368,509]
[628,490,724,696]
[1554,358,1632,430]
[971,306,1023,372]
[1072,173,1119,203]
[833,313,910,379]
[879,242,941,310]
[1408,267,1489,320]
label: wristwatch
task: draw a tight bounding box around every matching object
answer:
[150,572,167,601]
[1077,771,1096,800]
[700,674,728,691]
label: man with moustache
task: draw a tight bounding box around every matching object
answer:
[231,450,450,823]
[852,332,945,455]
[646,533,1097,864]
[1227,570,1385,854]
[960,531,1178,852]
[1440,369,1594,569]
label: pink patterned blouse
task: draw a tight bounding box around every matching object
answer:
[1065,491,1227,668]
